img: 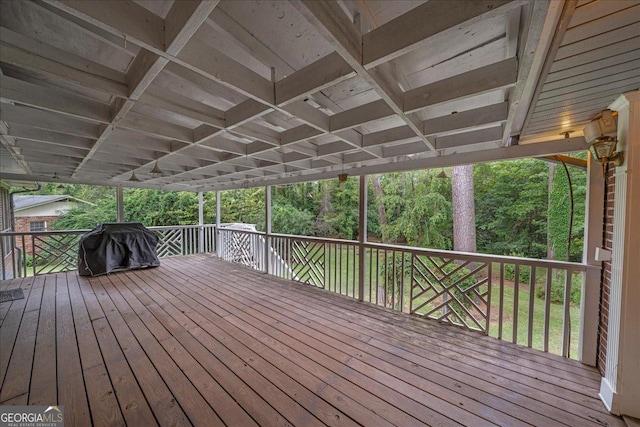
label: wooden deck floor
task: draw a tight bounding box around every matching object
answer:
[0,254,623,427]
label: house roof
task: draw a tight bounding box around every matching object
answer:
[0,1,638,192]
[13,195,90,212]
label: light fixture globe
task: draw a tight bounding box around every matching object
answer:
[338,173,348,189]
[149,161,164,177]
[589,136,624,172]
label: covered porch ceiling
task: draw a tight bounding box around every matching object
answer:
[0,0,638,192]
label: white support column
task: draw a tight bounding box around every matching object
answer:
[116,186,124,222]
[358,175,367,301]
[265,185,272,274]
[579,154,604,366]
[215,190,221,257]
[599,90,640,417]
[198,191,204,253]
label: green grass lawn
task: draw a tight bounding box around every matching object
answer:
[286,245,581,359]
[487,283,580,358]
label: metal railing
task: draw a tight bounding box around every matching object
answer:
[0,224,216,279]
[217,228,596,358]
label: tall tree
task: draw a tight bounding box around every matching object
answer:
[547,163,556,259]
[451,165,476,253]
[370,175,388,241]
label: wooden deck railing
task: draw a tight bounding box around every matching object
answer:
[1,224,596,358]
[0,225,216,279]
[216,228,596,358]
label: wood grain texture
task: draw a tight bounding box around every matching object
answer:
[0,255,624,426]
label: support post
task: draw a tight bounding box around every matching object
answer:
[358,175,367,301]
[579,154,605,366]
[116,186,124,222]
[599,90,640,417]
[198,191,204,253]
[265,185,272,274]
[215,190,221,257]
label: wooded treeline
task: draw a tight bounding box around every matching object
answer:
[39,157,585,261]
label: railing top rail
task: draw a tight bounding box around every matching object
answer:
[217,227,265,236]
[0,224,218,237]
[1,224,595,272]
[149,224,215,230]
[0,229,90,237]
[270,233,358,245]
[364,241,595,271]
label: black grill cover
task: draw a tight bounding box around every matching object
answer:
[78,223,160,276]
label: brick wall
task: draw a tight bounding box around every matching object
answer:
[14,215,60,254]
[597,165,615,375]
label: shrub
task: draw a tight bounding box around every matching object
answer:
[535,271,582,305]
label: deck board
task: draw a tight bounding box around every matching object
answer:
[0,254,625,427]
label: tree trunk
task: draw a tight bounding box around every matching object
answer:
[370,175,388,241]
[451,165,477,253]
[547,163,556,260]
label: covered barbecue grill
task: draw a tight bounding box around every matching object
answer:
[78,222,160,276]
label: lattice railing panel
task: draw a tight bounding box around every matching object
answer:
[155,228,183,257]
[218,229,264,271]
[410,254,489,332]
[289,240,325,288]
[33,233,82,275]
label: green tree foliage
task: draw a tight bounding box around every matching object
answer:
[380,171,452,248]
[548,156,587,263]
[51,199,116,230]
[475,159,550,259]
[124,189,198,226]
[29,157,585,267]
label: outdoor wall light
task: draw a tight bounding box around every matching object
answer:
[128,171,141,182]
[436,168,448,179]
[583,110,624,172]
[338,173,348,189]
[149,161,164,177]
[588,136,624,171]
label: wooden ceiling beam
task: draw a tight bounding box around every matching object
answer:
[404,58,517,113]
[329,99,394,132]
[46,0,165,50]
[118,112,194,143]
[0,75,112,124]
[435,126,504,150]
[275,52,355,106]
[140,87,225,129]
[423,102,509,137]
[500,0,556,145]
[362,0,523,68]
[292,0,435,153]
[362,126,417,148]
[200,137,247,156]
[15,139,88,158]
[382,141,430,158]
[519,0,578,137]
[6,124,95,150]
[0,104,101,139]
[0,29,128,97]
[177,37,273,103]
[280,125,324,146]
[68,0,219,178]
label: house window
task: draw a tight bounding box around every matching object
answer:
[29,221,46,232]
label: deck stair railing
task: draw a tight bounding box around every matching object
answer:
[0,224,216,279]
[217,227,596,359]
[216,225,302,280]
